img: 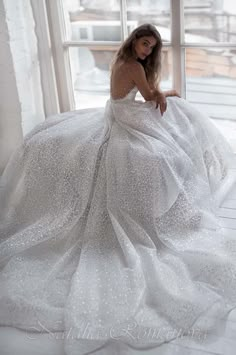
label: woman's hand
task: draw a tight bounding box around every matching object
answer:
[155,92,167,116]
[163,89,181,98]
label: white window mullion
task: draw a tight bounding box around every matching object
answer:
[63,41,121,48]
[171,0,186,98]
[120,0,128,40]
[183,43,236,48]
[45,0,74,112]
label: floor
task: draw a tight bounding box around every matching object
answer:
[0,163,236,355]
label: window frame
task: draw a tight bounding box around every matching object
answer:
[43,0,236,112]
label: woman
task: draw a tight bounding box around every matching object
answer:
[110,23,178,112]
[0,24,236,355]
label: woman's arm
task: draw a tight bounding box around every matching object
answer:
[127,61,157,101]
[127,62,167,115]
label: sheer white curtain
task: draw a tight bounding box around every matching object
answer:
[0,0,45,174]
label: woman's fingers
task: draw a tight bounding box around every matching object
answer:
[156,101,167,115]
[160,101,167,116]
[155,93,167,115]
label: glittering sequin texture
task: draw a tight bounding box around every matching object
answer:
[0,87,236,354]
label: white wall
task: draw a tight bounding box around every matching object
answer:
[0,0,45,175]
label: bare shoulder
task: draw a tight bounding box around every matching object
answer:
[114,59,144,75]
[125,60,144,73]
[126,61,146,82]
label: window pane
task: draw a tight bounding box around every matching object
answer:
[185,48,236,150]
[69,46,114,108]
[63,0,121,41]
[160,48,173,91]
[184,0,236,43]
[69,45,172,109]
[126,0,171,43]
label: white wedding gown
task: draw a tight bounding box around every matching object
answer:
[0,87,236,355]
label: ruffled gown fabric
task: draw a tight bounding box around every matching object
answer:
[0,88,236,354]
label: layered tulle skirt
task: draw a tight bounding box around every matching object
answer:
[0,95,236,354]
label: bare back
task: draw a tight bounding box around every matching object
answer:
[110,60,136,100]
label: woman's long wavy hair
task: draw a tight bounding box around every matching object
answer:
[111,23,163,89]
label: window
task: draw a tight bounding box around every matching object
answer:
[183,0,236,148]
[46,0,236,150]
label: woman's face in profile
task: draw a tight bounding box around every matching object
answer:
[133,35,157,60]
